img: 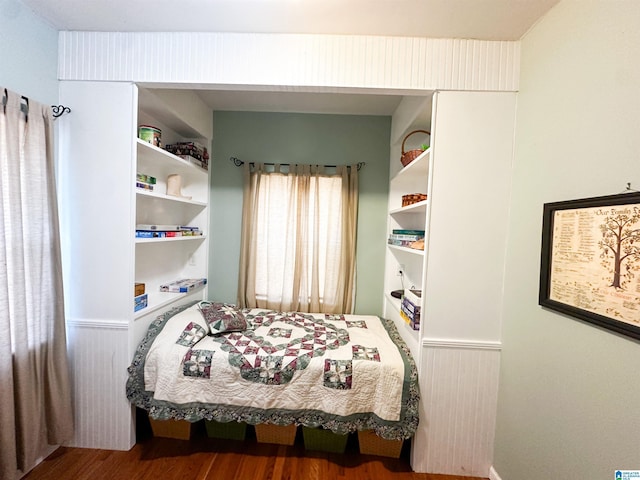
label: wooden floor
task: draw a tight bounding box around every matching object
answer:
[24,423,486,480]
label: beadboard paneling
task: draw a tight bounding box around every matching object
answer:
[58,32,519,92]
[66,321,135,451]
[412,343,501,476]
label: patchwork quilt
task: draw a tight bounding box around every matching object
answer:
[126,301,419,440]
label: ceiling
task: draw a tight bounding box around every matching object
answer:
[20,0,560,115]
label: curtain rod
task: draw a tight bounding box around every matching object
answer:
[230,157,365,171]
[2,88,71,119]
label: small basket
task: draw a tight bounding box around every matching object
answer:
[149,417,194,440]
[400,129,430,167]
[402,193,427,206]
[255,424,297,445]
[357,430,404,458]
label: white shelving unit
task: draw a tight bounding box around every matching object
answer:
[58,81,212,451]
[383,91,517,476]
[383,102,433,359]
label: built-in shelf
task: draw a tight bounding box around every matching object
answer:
[134,285,206,319]
[387,244,425,256]
[389,200,428,216]
[135,235,206,244]
[135,189,207,207]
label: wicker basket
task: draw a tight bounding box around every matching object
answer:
[357,430,404,458]
[149,417,194,440]
[255,424,297,445]
[400,129,430,167]
[402,193,427,207]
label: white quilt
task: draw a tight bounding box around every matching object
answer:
[127,302,419,440]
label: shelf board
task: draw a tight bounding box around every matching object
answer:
[134,285,206,319]
[135,235,206,244]
[135,188,207,207]
[391,148,430,182]
[389,200,427,216]
[387,244,425,256]
[136,138,209,175]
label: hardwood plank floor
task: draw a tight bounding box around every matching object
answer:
[24,421,487,480]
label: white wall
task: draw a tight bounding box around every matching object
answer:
[0,0,58,102]
[494,1,640,478]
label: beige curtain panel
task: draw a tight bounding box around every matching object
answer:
[238,162,358,314]
[0,88,73,479]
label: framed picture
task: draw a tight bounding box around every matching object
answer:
[539,192,640,340]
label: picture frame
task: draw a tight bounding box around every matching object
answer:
[539,192,640,340]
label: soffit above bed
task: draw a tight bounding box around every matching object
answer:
[22,0,560,41]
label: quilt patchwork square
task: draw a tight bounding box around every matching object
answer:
[182,349,214,378]
[176,321,207,347]
[352,345,380,362]
[345,320,367,328]
[323,359,352,389]
[268,327,292,338]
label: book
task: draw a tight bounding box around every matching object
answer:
[136,181,154,191]
[134,293,148,312]
[392,229,425,235]
[136,224,182,231]
[136,173,157,184]
[159,278,207,293]
[389,233,424,241]
[136,230,166,238]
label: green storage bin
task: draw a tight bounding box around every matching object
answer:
[204,420,247,440]
[302,426,349,453]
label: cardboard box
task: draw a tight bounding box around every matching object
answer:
[134,283,145,297]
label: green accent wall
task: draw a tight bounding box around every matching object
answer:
[208,111,390,315]
[0,1,58,103]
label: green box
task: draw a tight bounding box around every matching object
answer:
[302,426,349,453]
[204,420,247,440]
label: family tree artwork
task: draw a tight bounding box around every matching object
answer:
[540,193,640,339]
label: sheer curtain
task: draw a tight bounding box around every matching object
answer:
[238,163,358,314]
[0,88,73,479]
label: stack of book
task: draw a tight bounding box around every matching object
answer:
[387,229,425,247]
[134,282,147,312]
[400,289,421,330]
[165,142,209,170]
[160,278,207,293]
[135,224,203,238]
[136,172,156,192]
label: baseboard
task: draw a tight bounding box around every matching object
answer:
[489,466,502,480]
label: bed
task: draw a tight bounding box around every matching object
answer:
[126,301,419,442]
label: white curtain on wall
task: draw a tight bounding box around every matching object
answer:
[0,88,73,479]
[238,163,358,314]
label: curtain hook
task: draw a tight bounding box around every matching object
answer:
[2,88,7,115]
[21,95,29,123]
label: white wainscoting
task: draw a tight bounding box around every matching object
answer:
[411,340,501,477]
[58,32,519,93]
[489,466,503,480]
[66,319,135,451]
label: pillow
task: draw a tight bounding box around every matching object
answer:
[197,301,249,335]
